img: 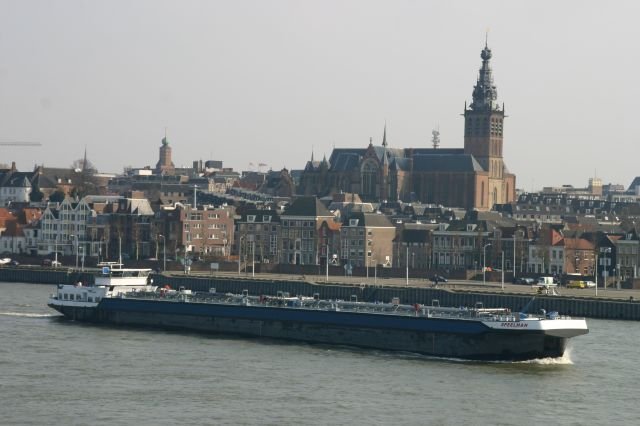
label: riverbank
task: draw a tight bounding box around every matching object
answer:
[3,266,639,320]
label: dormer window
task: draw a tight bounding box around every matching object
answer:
[349,219,359,226]
[247,215,256,223]
[263,215,271,223]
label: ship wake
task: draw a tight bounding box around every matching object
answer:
[0,311,58,318]
[514,347,574,365]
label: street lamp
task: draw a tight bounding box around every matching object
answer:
[54,237,59,268]
[325,246,329,283]
[595,254,598,297]
[158,234,166,272]
[366,256,369,280]
[483,243,492,285]
[603,247,611,290]
[405,246,409,287]
[238,235,244,276]
[372,259,377,284]
[70,234,79,269]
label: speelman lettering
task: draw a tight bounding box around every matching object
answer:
[500,322,529,328]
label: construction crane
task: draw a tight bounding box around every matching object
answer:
[0,142,42,146]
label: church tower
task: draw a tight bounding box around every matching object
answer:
[155,134,175,175]
[464,41,510,206]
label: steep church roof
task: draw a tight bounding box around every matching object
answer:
[412,154,484,172]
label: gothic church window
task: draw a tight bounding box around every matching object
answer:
[361,161,378,198]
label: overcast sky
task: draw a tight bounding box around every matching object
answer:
[1,1,638,190]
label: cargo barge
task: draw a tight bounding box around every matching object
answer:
[48,271,588,361]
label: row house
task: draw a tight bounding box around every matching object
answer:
[150,204,183,261]
[235,209,280,264]
[0,221,23,254]
[340,212,394,268]
[180,204,235,258]
[393,224,435,269]
[0,174,31,206]
[489,226,531,274]
[152,203,235,261]
[279,197,336,265]
[598,234,625,285]
[527,228,640,282]
[496,203,566,224]
[0,207,42,255]
[84,193,155,261]
[318,217,341,266]
[106,195,154,261]
[431,222,487,271]
[613,230,639,280]
[527,226,565,275]
[563,235,596,276]
[38,198,92,256]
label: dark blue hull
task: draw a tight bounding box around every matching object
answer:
[49,298,567,361]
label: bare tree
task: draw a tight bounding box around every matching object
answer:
[70,157,98,198]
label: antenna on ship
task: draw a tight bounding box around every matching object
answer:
[520,296,536,316]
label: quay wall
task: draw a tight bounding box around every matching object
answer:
[0,267,94,286]
[153,274,640,321]
[2,266,638,321]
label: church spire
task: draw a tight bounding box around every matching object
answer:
[470,41,499,111]
[382,122,388,147]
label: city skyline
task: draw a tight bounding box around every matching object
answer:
[1,1,639,191]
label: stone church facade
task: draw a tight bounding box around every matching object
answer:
[298,43,516,211]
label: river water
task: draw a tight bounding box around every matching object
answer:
[0,282,636,426]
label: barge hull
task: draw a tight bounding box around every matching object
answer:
[49,299,566,361]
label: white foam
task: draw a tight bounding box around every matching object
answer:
[517,347,573,365]
[0,312,58,318]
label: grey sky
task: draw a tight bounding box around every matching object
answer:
[1,1,638,190]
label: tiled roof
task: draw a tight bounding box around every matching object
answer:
[401,229,430,243]
[283,196,332,217]
[343,212,393,228]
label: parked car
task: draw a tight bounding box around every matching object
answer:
[430,274,448,284]
[584,281,596,288]
[567,280,587,289]
[43,259,62,267]
[514,277,535,285]
[9,260,19,266]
